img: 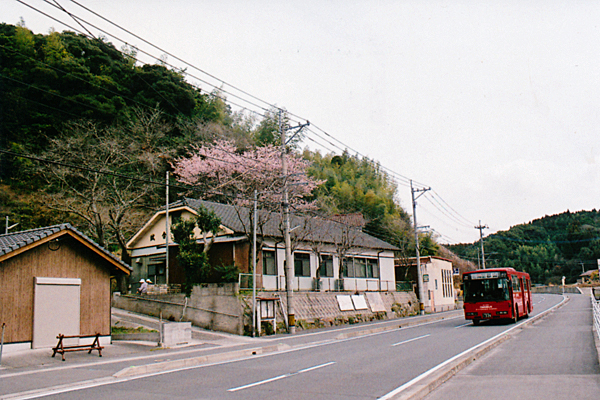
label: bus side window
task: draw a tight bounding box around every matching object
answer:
[512,276,520,292]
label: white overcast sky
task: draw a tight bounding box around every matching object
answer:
[4,0,600,244]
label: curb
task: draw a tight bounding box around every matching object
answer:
[388,295,570,400]
[113,343,290,378]
[336,311,463,340]
[111,332,160,342]
[112,310,463,378]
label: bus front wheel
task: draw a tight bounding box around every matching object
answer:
[473,320,480,326]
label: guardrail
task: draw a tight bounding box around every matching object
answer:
[592,290,600,337]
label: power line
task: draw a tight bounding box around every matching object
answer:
[9,1,478,244]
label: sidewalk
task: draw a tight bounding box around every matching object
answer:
[423,293,600,400]
[0,307,260,374]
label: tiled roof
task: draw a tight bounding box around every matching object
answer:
[0,223,131,272]
[172,198,398,251]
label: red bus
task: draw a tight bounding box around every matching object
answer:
[462,268,533,325]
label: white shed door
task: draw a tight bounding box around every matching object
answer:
[32,277,81,349]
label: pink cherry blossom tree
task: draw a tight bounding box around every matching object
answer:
[172,139,320,210]
[172,140,323,281]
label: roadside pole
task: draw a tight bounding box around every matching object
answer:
[280,109,295,334]
[411,180,430,315]
[279,110,309,334]
[475,221,488,269]
[252,190,257,337]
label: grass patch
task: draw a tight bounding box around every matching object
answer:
[111,326,157,334]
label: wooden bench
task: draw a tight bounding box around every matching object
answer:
[51,333,103,361]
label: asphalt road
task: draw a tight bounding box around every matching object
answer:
[0,293,570,400]
[425,293,600,400]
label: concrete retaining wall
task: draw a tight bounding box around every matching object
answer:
[531,285,582,294]
[114,284,423,335]
[113,283,244,335]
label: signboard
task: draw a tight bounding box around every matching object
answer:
[423,274,429,283]
[336,295,354,311]
[366,292,386,312]
[469,271,500,280]
[351,295,368,310]
[453,268,459,275]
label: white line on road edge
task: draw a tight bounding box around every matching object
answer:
[228,361,336,392]
[378,295,568,400]
[392,335,430,347]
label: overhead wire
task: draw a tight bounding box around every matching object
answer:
[10,0,479,244]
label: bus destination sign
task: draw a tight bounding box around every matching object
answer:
[469,271,500,280]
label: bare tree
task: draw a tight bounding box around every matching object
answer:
[36,108,172,261]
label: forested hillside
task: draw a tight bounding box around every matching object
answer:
[448,210,600,284]
[0,23,432,261]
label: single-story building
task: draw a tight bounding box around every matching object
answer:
[126,198,399,292]
[0,224,131,352]
[579,269,598,284]
[395,256,456,312]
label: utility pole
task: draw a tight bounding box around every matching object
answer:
[5,216,18,235]
[475,220,488,269]
[279,109,309,334]
[280,109,295,334]
[165,171,170,286]
[411,180,430,315]
[252,190,257,337]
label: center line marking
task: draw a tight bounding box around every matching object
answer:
[228,361,336,392]
[455,322,472,329]
[391,334,430,347]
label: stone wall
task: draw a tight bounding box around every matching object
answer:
[260,291,420,330]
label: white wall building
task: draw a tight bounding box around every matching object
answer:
[399,256,457,312]
[127,198,399,292]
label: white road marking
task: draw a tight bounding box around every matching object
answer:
[454,322,472,329]
[228,361,336,392]
[391,334,430,347]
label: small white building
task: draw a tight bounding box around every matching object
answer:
[396,256,456,312]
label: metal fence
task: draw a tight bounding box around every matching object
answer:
[592,289,600,338]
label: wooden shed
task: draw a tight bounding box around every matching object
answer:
[0,224,130,351]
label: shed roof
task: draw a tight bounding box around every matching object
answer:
[0,223,131,275]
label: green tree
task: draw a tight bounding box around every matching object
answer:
[171,207,222,296]
[171,217,208,297]
[305,150,414,255]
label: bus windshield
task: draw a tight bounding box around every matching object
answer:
[464,278,510,302]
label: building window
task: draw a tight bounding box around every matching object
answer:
[343,257,379,278]
[294,252,311,277]
[319,255,334,277]
[263,250,276,275]
[146,255,166,284]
